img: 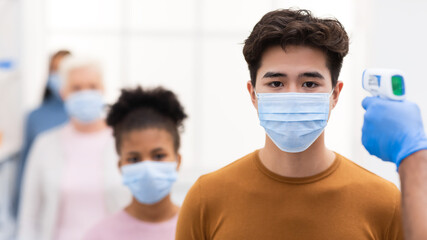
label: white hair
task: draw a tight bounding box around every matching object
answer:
[58,56,103,87]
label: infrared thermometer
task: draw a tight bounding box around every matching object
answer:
[362,69,406,101]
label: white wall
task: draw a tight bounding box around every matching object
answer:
[0,0,22,158]
[0,0,22,238]
[355,0,427,187]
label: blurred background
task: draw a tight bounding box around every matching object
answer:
[1,0,426,238]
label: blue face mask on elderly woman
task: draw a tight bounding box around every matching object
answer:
[257,91,333,153]
[65,90,105,123]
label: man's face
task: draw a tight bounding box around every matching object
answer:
[247,45,343,116]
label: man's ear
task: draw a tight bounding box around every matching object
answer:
[176,153,182,171]
[247,81,257,109]
[331,81,344,109]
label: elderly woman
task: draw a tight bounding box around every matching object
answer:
[17,56,130,240]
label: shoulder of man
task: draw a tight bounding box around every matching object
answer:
[336,153,402,227]
[198,150,258,185]
[337,153,400,192]
[176,151,258,240]
[183,150,260,210]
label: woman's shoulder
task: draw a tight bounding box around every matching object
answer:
[28,125,67,158]
[34,123,68,143]
[27,98,66,123]
[25,124,68,170]
[83,210,128,240]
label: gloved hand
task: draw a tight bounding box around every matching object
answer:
[362,96,427,168]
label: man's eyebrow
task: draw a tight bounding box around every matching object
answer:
[151,147,164,153]
[263,72,287,78]
[299,72,325,79]
[127,151,140,156]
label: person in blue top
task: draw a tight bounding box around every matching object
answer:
[14,50,71,217]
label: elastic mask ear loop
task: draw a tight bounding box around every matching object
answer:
[254,89,259,99]
[329,88,336,109]
[329,88,335,98]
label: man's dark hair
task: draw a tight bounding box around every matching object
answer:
[106,86,187,154]
[243,9,349,87]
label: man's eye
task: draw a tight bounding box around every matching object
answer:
[302,82,318,88]
[268,81,283,88]
[127,157,139,163]
[72,86,81,91]
[153,154,166,161]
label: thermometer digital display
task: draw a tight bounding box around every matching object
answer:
[362,68,406,101]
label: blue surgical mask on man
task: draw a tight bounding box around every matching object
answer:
[121,161,178,205]
[257,91,333,153]
[65,90,105,123]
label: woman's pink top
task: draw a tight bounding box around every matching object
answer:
[54,125,113,240]
[83,210,179,240]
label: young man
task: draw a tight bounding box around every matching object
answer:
[176,9,403,239]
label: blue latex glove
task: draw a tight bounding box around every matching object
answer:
[362,97,427,168]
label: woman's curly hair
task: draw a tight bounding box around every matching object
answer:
[107,86,187,153]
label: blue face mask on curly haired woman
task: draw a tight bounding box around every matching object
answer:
[121,161,178,205]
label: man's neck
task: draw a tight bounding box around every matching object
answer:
[70,118,107,133]
[259,132,335,178]
[125,195,179,223]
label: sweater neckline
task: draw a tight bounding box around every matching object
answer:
[253,149,341,184]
